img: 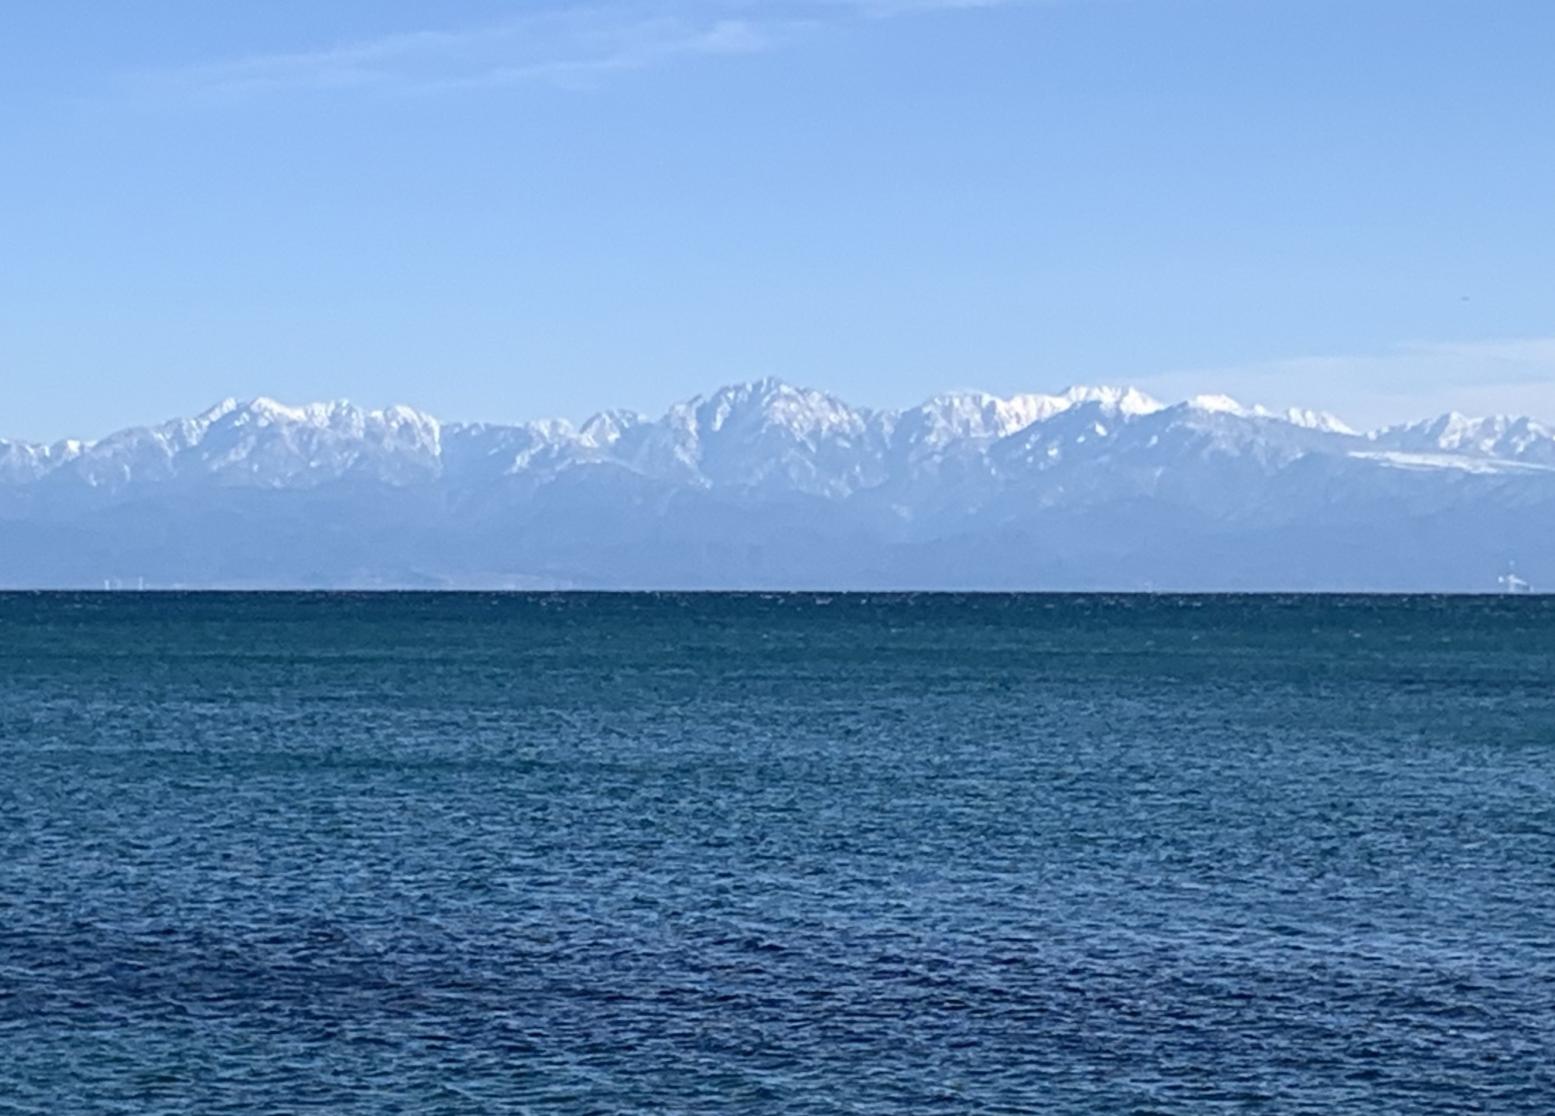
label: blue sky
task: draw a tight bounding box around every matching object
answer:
[3,0,1553,440]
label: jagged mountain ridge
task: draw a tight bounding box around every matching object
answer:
[2,378,1533,491]
[1,379,1552,589]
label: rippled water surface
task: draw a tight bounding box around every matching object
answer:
[2,593,1553,1113]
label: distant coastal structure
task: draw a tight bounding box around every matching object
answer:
[1498,566,1532,594]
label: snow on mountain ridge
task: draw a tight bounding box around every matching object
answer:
[1284,408,1356,435]
[1186,393,1249,416]
[5,380,1554,494]
[907,386,1163,448]
[7,381,1555,590]
[1372,412,1555,462]
[676,378,870,442]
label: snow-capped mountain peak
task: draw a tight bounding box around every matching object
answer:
[681,378,867,441]
[1051,385,1164,417]
[1185,393,1249,416]
[1372,412,1555,463]
[904,385,1163,450]
[1284,407,1356,435]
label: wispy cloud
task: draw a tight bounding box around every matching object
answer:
[135,0,1034,99]
[1137,337,1555,430]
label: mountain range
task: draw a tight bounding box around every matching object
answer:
[2,379,1551,590]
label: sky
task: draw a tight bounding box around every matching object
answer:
[3,0,1553,441]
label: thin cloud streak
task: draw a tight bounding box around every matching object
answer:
[134,0,1034,99]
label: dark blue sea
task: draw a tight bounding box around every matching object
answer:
[2,593,1552,1114]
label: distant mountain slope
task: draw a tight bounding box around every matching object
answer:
[2,379,1551,589]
